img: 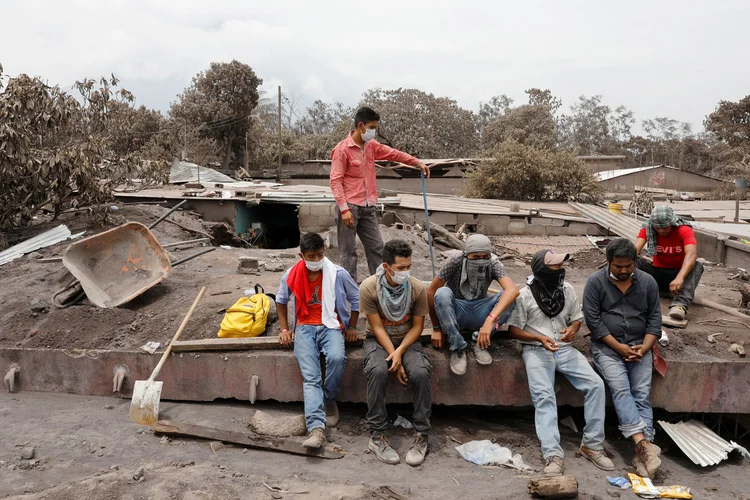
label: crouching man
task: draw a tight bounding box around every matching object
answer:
[277,232,360,449]
[583,238,663,478]
[360,239,432,466]
[427,234,518,376]
[508,250,614,476]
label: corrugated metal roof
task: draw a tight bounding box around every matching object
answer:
[692,221,750,239]
[569,202,644,240]
[577,155,627,160]
[259,192,401,205]
[658,420,749,467]
[0,225,81,266]
[595,165,659,181]
[169,161,237,184]
[495,236,594,256]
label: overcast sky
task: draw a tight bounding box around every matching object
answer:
[2,0,748,132]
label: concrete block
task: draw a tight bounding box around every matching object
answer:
[427,212,458,227]
[478,224,509,235]
[507,220,527,235]
[525,225,547,235]
[457,213,478,224]
[477,215,511,225]
[529,217,553,226]
[551,218,566,227]
[298,216,334,231]
[298,204,312,216]
[566,223,592,235]
[545,226,568,236]
[308,204,333,217]
[237,257,259,274]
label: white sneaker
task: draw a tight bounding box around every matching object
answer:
[472,342,492,365]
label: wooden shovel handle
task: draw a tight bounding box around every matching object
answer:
[148,286,207,383]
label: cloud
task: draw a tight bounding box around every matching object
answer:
[1,0,749,131]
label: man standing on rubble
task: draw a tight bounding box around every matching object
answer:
[360,239,432,466]
[276,232,360,449]
[427,234,518,376]
[508,249,614,476]
[330,107,431,281]
[635,205,702,321]
[583,238,663,478]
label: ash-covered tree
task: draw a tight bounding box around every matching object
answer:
[296,100,351,135]
[170,60,262,170]
[359,88,479,158]
[483,104,557,151]
[0,65,166,229]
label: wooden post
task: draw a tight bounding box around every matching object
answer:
[277,85,282,182]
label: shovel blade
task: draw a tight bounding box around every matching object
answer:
[129,380,163,426]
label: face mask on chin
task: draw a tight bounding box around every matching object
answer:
[609,268,634,281]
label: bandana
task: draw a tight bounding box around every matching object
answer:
[643,206,691,257]
[459,234,493,300]
[528,250,566,317]
[375,264,412,322]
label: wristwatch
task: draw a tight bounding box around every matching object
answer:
[432,325,442,331]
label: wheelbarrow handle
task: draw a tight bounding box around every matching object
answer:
[149,200,188,230]
[170,246,216,267]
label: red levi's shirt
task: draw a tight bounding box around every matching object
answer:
[297,274,323,325]
[637,225,698,269]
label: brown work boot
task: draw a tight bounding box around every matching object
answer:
[325,402,340,428]
[543,456,564,476]
[368,433,400,465]
[669,305,686,320]
[302,427,326,449]
[577,446,615,471]
[635,440,661,478]
[632,453,649,478]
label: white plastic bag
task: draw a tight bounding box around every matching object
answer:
[455,440,530,470]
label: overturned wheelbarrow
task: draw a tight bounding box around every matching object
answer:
[58,220,214,308]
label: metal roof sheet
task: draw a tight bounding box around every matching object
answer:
[658,420,750,467]
[494,236,594,256]
[569,202,644,240]
[595,165,659,181]
[0,225,82,266]
[169,161,237,184]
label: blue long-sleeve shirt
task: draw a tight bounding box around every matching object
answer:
[583,267,662,354]
[276,265,360,330]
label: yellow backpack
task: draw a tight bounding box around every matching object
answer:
[217,285,275,338]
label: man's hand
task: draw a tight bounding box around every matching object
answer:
[631,344,652,357]
[341,210,355,227]
[344,327,359,344]
[418,162,431,179]
[669,276,685,294]
[279,329,294,347]
[540,336,559,352]
[397,366,409,386]
[616,343,642,362]
[431,329,444,350]
[477,318,494,349]
[386,350,403,373]
[559,325,578,343]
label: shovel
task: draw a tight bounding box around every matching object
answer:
[130,286,207,425]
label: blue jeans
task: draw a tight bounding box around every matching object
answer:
[293,324,346,431]
[522,345,606,459]
[433,287,515,351]
[592,343,655,441]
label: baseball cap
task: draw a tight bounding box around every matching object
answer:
[544,251,570,266]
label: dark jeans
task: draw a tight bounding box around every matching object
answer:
[637,258,703,310]
[363,337,433,436]
[336,205,384,282]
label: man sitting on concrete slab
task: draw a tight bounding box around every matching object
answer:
[360,239,432,466]
[635,205,702,321]
[427,234,519,376]
[330,106,430,282]
[276,232,360,449]
[583,238,663,478]
[508,249,614,476]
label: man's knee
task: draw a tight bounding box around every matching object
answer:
[434,287,455,307]
[409,365,431,387]
[365,359,388,384]
[327,349,346,369]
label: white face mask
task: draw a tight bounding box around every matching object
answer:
[362,128,377,142]
[609,270,634,281]
[390,269,411,285]
[305,259,324,272]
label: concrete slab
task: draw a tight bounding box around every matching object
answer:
[2,347,748,413]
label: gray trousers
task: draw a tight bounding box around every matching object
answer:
[335,205,384,281]
[363,337,433,436]
[637,258,704,310]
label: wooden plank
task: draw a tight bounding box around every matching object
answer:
[171,331,433,353]
[154,419,344,459]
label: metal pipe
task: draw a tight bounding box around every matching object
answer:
[149,200,188,230]
[162,238,210,249]
[420,171,436,276]
[170,247,216,267]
